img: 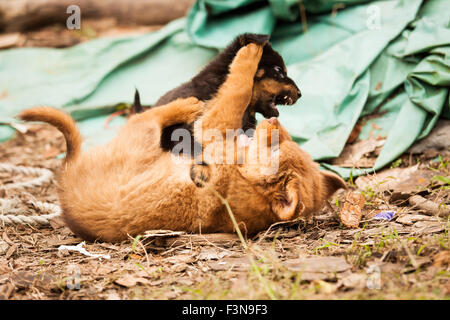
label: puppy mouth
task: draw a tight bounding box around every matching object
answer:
[260,94,295,118]
[265,100,280,118]
[242,93,297,132]
[274,94,295,106]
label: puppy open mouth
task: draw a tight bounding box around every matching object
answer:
[274,94,294,106]
[242,94,297,133]
[259,94,296,119]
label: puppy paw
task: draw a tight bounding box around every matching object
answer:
[190,161,211,188]
[176,97,205,122]
[179,96,201,105]
[245,43,264,61]
[229,43,263,82]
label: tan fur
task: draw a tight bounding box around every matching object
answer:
[19,107,82,163]
[251,78,298,106]
[255,69,265,78]
[19,43,346,242]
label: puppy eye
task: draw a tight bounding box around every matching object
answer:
[274,66,285,78]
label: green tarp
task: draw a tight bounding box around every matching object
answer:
[0,0,449,178]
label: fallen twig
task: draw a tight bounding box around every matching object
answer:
[408,195,450,217]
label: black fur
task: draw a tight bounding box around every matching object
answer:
[130,88,144,114]
[154,34,271,107]
[133,33,300,154]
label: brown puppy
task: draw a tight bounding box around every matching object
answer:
[19,43,345,242]
[133,33,301,154]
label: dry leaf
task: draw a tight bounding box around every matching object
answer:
[2,233,14,246]
[114,275,150,287]
[49,217,67,230]
[333,137,385,168]
[10,271,55,290]
[170,264,187,273]
[433,251,450,268]
[408,120,450,154]
[355,165,434,194]
[409,195,450,217]
[207,257,251,272]
[339,192,365,228]
[0,283,15,300]
[284,256,351,273]
[197,248,231,261]
[104,290,121,300]
[396,214,439,226]
[339,273,367,289]
[413,221,445,234]
[0,241,9,255]
[143,230,185,238]
[164,254,195,264]
[284,256,351,281]
[128,253,143,260]
[311,280,337,294]
[5,244,18,260]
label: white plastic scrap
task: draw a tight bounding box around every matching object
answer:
[58,241,111,260]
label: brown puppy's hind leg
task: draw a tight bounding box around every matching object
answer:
[132,97,204,127]
[190,161,211,187]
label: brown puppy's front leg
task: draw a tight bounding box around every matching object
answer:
[190,43,263,188]
[196,43,264,136]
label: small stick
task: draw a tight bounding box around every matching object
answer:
[103,110,125,129]
[409,195,450,217]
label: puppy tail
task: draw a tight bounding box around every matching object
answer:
[18,107,82,163]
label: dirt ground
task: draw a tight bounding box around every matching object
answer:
[0,121,448,300]
[0,21,449,300]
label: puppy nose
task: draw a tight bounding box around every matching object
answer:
[297,90,302,98]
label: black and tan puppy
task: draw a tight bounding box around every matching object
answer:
[132,33,300,152]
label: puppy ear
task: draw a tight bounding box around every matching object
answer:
[239,33,270,47]
[271,179,301,221]
[321,171,347,199]
[131,88,143,114]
